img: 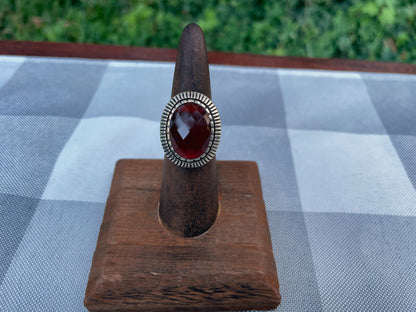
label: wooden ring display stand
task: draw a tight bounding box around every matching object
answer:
[84,23,281,312]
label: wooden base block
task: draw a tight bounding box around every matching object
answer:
[84,159,281,312]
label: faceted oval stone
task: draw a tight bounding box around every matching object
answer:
[169,103,211,159]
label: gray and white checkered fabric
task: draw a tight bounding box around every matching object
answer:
[0,55,415,311]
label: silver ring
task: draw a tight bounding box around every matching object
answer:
[160,91,221,168]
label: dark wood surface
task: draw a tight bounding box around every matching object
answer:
[84,159,280,312]
[159,23,219,238]
[1,39,415,74]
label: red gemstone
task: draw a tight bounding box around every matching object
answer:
[169,102,211,159]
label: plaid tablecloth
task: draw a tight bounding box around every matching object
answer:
[0,55,415,311]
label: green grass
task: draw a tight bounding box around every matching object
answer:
[1,0,415,63]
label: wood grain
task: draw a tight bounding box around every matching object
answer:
[84,159,281,312]
[1,39,415,74]
[159,23,218,238]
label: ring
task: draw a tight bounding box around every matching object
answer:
[160,91,221,168]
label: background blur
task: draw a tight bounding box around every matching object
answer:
[1,0,415,63]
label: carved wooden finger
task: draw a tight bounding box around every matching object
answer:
[159,23,219,237]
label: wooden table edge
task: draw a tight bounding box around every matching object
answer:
[0,40,415,75]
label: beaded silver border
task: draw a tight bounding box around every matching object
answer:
[160,91,221,168]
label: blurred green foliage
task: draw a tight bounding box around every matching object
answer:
[0,0,415,63]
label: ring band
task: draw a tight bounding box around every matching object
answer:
[160,91,221,168]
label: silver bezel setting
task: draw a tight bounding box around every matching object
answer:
[160,91,221,168]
